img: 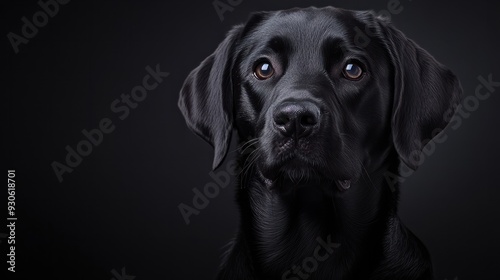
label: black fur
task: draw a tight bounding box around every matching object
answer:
[179,7,461,280]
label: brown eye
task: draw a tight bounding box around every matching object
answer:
[254,61,274,80]
[342,62,364,80]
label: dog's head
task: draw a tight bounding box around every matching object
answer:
[179,7,461,187]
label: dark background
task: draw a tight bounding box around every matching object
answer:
[3,0,500,279]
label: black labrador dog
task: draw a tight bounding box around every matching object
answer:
[178,7,461,280]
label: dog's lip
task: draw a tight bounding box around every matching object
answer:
[273,153,319,172]
[275,148,314,163]
[264,150,355,190]
[260,159,354,191]
[261,155,314,180]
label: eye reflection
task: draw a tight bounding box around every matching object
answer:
[254,61,274,80]
[343,63,363,80]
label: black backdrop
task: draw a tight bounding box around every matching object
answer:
[4,0,500,279]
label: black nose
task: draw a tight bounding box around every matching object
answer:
[273,101,320,138]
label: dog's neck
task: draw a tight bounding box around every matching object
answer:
[235,156,401,277]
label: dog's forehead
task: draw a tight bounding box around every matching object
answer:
[251,8,363,45]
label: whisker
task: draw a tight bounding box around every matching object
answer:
[234,138,259,155]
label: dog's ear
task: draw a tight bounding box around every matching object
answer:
[178,25,243,170]
[378,20,462,170]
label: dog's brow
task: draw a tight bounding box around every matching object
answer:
[321,37,350,64]
[322,37,347,54]
[265,36,290,54]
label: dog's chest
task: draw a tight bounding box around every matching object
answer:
[250,187,340,278]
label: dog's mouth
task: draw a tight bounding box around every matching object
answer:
[260,146,353,192]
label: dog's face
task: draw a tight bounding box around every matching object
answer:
[179,7,461,188]
[233,9,393,184]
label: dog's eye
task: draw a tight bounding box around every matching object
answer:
[342,63,364,80]
[254,61,274,80]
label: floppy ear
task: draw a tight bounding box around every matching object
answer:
[178,25,243,170]
[379,20,462,170]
